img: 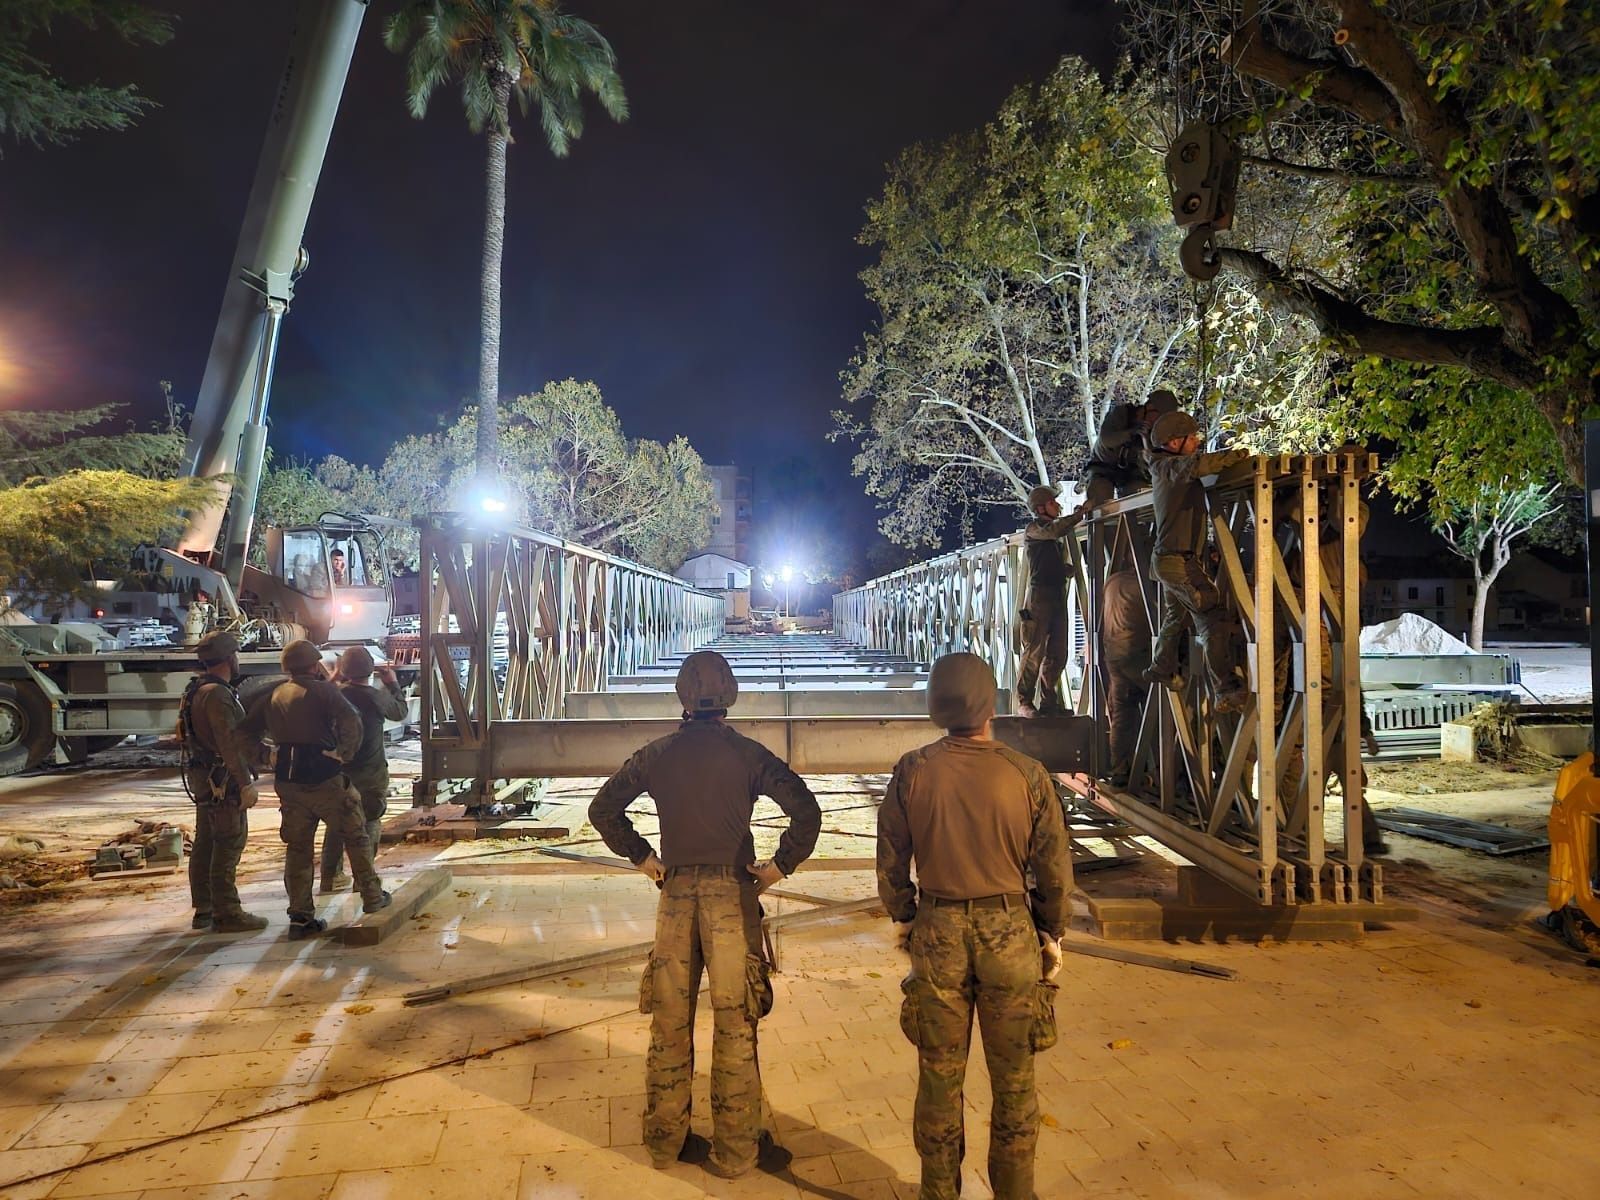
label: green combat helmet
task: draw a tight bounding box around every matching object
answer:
[195,630,239,666]
[927,652,997,732]
[1149,410,1199,451]
[1027,484,1060,512]
[280,639,323,674]
[675,650,739,715]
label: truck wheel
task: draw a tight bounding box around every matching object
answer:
[0,681,55,776]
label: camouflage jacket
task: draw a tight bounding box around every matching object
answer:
[877,735,1073,937]
[589,719,821,876]
[180,674,256,798]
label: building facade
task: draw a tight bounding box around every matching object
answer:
[704,464,752,565]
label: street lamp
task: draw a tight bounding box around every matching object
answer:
[780,565,794,618]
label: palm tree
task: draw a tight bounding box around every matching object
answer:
[384,1,627,479]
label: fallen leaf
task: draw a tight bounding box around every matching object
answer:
[412,912,435,921]
[566,980,585,988]
[1108,1038,1134,1051]
[140,975,160,987]
[1041,1113,1060,1129]
[865,972,881,979]
[314,1088,340,1103]
[344,1004,374,1015]
[1465,999,1483,1009]
[454,890,473,898]
[234,987,248,996]
[104,1075,117,1083]
[292,1031,314,1044]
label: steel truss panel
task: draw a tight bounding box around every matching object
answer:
[834,450,1382,905]
[416,514,723,803]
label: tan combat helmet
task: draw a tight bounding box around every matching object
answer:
[337,645,375,679]
[1028,483,1060,512]
[280,639,323,674]
[676,650,739,715]
[1149,410,1199,452]
[927,652,997,732]
[195,630,239,667]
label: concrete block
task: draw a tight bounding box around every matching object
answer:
[1083,890,1416,943]
[1439,720,1478,762]
[1517,723,1590,759]
[332,867,452,947]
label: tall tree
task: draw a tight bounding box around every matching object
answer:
[834,59,1326,550]
[384,0,627,478]
[1435,477,1560,649]
[257,380,717,573]
[1123,0,1600,486]
[0,0,174,150]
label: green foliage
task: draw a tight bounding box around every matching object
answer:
[0,0,174,149]
[1129,0,1600,487]
[384,0,627,155]
[0,400,185,487]
[834,57,1328,550]
[0,470,217,603]
[256,380,717,573]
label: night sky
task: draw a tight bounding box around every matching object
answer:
[2,0,1118,566]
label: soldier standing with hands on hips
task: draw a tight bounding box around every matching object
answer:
[589,650,821,1180]
[877,652,1073,1200]
[178,630,267,934]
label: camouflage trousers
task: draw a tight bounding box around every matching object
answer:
[320,779,386,885]
[187,774,247,918]
[278,778,382,918]
[1273,638,1382,848]
[1104,655,1146,781]
[1149,553,1246,701]
[901,900,1043,1200]
[1017,589,1068,712]
[641,865,770,1175]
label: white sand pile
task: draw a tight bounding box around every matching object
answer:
[1359,612,1476,656]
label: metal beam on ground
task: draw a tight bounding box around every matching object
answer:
[425,714,1092,779]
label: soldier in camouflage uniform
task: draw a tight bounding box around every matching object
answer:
[244,640,389,938]
[1101,565,1151,787]
[1017,483,1084,717]
[1081,388,1179,508]
[1143,411,1251,711]
[878,652,1073,1200]
[178,630,267,934]
[589,650,821,1179]
[319,646,407,894]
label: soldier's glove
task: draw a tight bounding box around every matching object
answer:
[746,859,784,893]
[239,783,260,810]
[1039,932,1064,981]
[892,922,914,954]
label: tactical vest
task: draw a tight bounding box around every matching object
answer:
[176,673,228,769]
[1026,526,1067,590]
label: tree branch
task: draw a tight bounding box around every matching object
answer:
[1215,247,1533,390]
[1241,153,1424,188]
[1220,18,1404,137]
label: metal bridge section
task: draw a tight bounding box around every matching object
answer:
[414,514,724,804]
[834,450,1380,907]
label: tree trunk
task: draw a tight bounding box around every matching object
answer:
[476,73,513,479]
[1469,569,1489,651]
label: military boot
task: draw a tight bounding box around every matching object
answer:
[363,890,393,915]
[288,916,327,940]
[318,872,351,895]
[213,911,268,934]
[191,910,212,930]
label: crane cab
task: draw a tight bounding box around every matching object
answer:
[249,513,393,646]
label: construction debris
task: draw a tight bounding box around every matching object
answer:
[89,820,189,878]
[1373,806,1549,856]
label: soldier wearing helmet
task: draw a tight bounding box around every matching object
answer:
[1143,410,1250,711]
[242,639,390,938]
[877,652,1073,1200]
[1017,482,1085,717]
[588,650,821,1179]
[318,646,407,894]
[1082,388,1180,509]
[177,630,266,934]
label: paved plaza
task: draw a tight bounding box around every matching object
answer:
[1,766,1598,1199]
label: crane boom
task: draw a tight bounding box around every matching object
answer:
[175,0,368,586]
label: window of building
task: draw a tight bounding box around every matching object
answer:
[1407,586,1419,600]
[726,572,736,589]
[1435,586,1445,606]
[711,515,721,526]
